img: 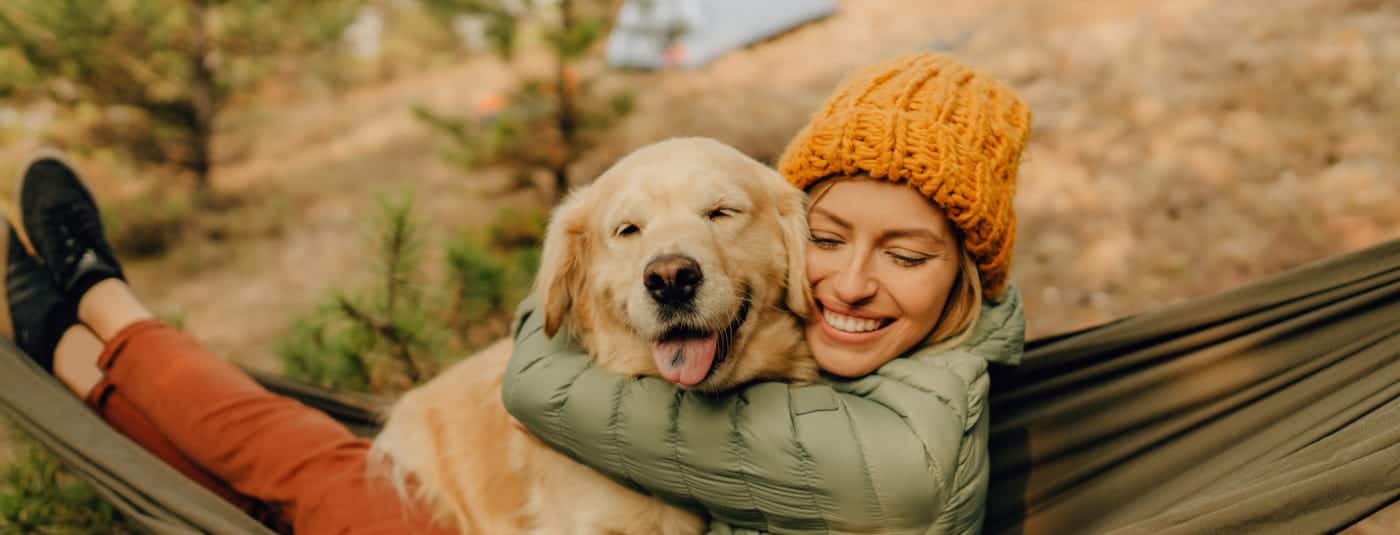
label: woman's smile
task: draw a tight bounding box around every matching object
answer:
[816,299,893,341]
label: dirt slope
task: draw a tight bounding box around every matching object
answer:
[12,0,1400,371]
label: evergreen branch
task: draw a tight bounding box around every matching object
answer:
[382,200,412,315]
[336,296,422,384]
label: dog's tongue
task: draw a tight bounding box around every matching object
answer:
[652,335,718,386]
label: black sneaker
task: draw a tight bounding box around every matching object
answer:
[17,151,125,300]
[5,224,76,372]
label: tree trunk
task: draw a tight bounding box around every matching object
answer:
[187,0,218,205]
[552,0,578,204]
[551,166,569,204]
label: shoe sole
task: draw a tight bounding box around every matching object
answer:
[12,148,100,264]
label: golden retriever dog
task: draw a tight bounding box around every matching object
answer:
[370,137,818,534]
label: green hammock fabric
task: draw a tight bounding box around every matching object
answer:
[985,236,1400,534]
[2,238,1397,534]
[0,342,276,535]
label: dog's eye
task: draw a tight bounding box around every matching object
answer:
[707,208,735,220]
[615,223,640,237]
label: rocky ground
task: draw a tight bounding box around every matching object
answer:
[4,0,1397,371]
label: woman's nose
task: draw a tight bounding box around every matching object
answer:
[832,255,878,305]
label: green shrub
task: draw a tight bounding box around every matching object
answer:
[447,206,545,327]
[446,234,508,324]
[277,199,545,393]
[488,206,545,309]
[503,243,542,310]
[276,193,448,394]
[486,207,547,251]
[0,423,143,534]
[277,299,375,392]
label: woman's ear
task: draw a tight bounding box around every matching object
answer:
[534,190,592,337]
[776,184,811,317]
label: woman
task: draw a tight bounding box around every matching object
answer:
[503,52,1030,534]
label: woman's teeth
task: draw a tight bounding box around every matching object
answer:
[823,310,883,333]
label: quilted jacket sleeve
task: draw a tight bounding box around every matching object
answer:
[501,291,1024,534]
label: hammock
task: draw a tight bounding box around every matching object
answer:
[2,238,1397,535]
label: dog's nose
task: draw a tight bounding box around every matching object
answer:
[644,254,703,307]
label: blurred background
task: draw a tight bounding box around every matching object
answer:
[0,0,1398,528]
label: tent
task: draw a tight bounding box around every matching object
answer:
[605,0,837,69]
[2,237,1398,534]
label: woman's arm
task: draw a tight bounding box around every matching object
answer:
[502,295,992,533]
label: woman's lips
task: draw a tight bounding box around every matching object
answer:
[815,300,893,343]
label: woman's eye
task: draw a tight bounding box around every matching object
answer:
[887,251,929,267]
[615,223,640,237]
[707,207,735,220]
[809,236,841,249]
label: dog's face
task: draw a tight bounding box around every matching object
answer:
[535,138,814,391]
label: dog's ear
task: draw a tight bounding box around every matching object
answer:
[534,190,592,337]
[775,182,812,317]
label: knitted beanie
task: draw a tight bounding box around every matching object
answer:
[778,53,1031,299]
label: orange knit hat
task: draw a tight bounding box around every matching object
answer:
[778,53,1031,299]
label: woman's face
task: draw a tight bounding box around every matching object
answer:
[804,179,962,377]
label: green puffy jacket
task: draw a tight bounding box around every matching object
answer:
[502,286,1025,535]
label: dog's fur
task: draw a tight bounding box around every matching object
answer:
[370,138,817,534]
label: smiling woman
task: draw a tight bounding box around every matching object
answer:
[804,177,979,377]
[505,51,1032,535]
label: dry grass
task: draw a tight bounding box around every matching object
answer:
[580,0,1400,335]
[3,0,1396,368]
[964,0,1400,333]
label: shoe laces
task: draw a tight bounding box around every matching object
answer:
[44,201,105,268]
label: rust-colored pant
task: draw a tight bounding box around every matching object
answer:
[84,320,456,534]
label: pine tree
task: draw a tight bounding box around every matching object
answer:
[0,0,363,202]
[278,193,448,394]
[277,195,544,394]
[414,0,633,204]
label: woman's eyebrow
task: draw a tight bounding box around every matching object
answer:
[809,207,850,228]
[882,228,947,246]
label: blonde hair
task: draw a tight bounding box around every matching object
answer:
[805,177,984,352]
[921,247,983,351]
